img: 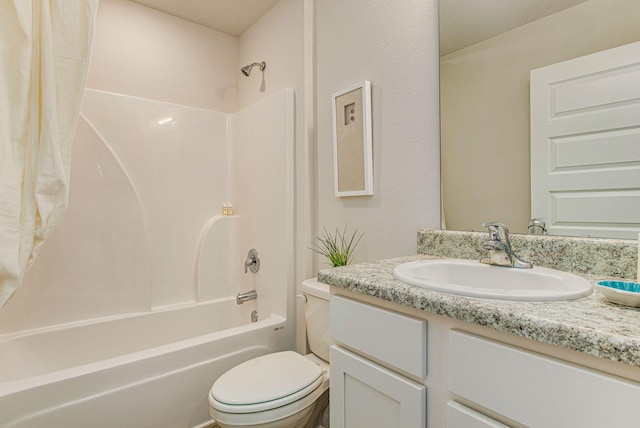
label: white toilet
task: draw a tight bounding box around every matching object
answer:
[209,278,330,428]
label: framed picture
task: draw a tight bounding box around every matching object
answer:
[332,80,373,197]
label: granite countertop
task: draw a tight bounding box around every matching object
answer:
[318,254,640,368]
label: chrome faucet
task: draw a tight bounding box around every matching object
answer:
[480,222,532,268]
[236,290,257,305]
[244,248,260,273]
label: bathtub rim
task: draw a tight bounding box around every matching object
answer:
[0,312,287,397]
[0,296,247,343]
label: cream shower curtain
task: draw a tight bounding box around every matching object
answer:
[0,0,98,306]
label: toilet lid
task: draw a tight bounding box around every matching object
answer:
[211,351,323,408]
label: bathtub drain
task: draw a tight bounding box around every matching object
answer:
[251,310,258,323]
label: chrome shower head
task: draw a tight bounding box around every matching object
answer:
[241,61,266,77]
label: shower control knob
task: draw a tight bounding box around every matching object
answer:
[244,248,260,274]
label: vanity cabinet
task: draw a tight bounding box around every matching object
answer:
[330,291,640,428]
[330,295,427,427]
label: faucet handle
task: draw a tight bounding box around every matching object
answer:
[528,218,547,235]
[244,248,260,274]
[481,222,510,242]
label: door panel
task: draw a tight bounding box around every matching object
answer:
[531,41,640,238]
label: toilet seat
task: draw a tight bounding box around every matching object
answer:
[210,351,324,414]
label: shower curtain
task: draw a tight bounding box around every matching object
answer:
[0,0,98,306]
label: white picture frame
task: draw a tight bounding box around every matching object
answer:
[332,80,373,197]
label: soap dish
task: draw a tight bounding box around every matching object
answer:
[596,281,640,307]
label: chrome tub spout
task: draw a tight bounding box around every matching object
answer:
[236,290,257,305]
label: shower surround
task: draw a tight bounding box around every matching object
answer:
[0,88,295,427]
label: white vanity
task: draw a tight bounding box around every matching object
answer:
[329,288,640,427]
[323,230,640,427]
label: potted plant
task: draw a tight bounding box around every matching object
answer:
[310,225,364,267]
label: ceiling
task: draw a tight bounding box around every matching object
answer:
[130,0,590,53]
[439,0,591,56]
[130,0,280,36]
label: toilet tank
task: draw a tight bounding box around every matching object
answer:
[302,278,330,362]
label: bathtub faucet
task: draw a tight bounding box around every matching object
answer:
[236,290,258,305]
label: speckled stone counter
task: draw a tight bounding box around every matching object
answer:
[318,231,640,368]
[418,229,638,279]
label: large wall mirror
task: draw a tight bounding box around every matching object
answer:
[439,0,640,238]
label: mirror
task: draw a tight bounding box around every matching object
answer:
[439,0,640,237]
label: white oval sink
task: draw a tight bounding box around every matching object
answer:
[393,259,594,301]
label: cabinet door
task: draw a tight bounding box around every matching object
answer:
[449,330,640,427]
[330,345,426,428]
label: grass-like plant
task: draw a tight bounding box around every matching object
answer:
[310,225,364,267]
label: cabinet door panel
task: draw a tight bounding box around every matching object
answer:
[449,330,640,427]
[330,345,426,428]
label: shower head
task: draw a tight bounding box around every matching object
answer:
[241,61,266,77]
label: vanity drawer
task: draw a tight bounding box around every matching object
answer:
[449,330,640,427]
[331,295,427,378]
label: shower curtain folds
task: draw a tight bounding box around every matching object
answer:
[0,0,98,307]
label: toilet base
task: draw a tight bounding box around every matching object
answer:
[305,389,329,428]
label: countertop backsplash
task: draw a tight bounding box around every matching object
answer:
[417,229,638,280]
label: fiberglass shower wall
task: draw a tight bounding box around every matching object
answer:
[0,0,294,334]
[0,88,293,335]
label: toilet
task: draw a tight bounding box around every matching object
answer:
[209,278,330,428]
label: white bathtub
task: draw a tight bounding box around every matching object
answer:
[0,298,290,427]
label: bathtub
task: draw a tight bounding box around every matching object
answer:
[0,298,290,427]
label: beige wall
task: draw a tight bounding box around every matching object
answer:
[316,0,441,264]
[87,0,239,112]
[237,0,303,111]
[441,0,640,233]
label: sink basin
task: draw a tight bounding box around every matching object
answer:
[393,259,593,301]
